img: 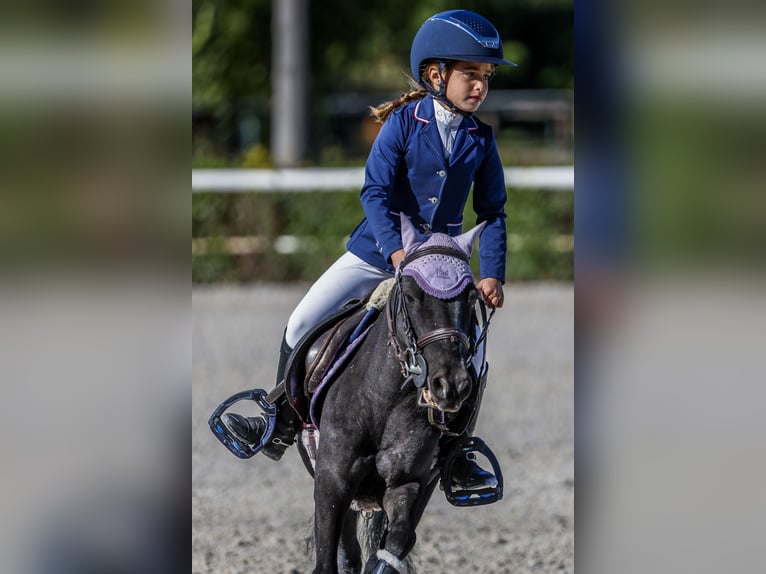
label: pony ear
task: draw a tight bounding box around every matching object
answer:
[453,221,487,258]
[400,213,428,251]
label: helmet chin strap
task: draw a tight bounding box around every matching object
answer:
[424,62,474,118]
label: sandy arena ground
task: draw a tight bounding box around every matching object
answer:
[193,283,573,574]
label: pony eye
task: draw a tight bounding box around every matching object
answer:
[403,291,419,305]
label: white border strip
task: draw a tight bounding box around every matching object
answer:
[192,167,573,192]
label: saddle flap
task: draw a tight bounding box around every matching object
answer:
[304,315,361,395]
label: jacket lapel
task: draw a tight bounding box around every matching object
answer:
[414,98,448,168]
[448,115,480,167]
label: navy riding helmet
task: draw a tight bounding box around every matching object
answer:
[409,9,517,82]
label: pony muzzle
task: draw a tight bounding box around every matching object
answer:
[422,374,471,412]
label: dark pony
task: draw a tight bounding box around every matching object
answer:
[302,216,490,574]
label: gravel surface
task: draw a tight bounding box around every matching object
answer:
[193,283,573,574]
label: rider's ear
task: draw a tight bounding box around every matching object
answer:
[454,221,487,258]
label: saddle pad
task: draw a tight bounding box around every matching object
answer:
[309,319,375,427]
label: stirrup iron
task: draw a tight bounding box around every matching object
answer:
[441,436,504,506]
[208,389,277,459]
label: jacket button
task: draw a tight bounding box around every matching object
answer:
[437,170,446,177]
[428,196,438,204]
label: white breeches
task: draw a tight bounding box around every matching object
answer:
[284,251,393,348]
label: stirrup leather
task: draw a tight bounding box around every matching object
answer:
[209,389,277,459]
[441,436,504,507]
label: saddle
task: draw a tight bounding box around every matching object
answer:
[283,279,395,426]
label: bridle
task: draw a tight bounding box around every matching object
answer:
[386,245,495,433]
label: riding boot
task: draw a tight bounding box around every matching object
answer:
[221,332,300,461]
[449,449,498,490]
[444,362,498,490]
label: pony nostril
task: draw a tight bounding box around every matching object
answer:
[429,375,472,404]
[457,377,472,400]
[431,377,449,400]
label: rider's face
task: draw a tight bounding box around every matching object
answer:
[428,61,494,113]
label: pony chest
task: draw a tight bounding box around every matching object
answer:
[375,423,440,470]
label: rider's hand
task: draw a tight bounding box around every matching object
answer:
[477,277,504,308]
[390,249,405,269]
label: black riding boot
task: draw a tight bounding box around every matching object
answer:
[444,363,498,490]
[221,333,299,461]
[449,450,498,490]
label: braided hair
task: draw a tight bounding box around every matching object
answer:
[369,60,452,123]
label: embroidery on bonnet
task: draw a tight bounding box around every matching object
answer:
[401,233,474,299]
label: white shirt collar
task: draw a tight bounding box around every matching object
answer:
[432,99,462,129]
[432,99,462,156]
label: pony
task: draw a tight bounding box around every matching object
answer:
[208,215,501,572]
[297,216,496,574]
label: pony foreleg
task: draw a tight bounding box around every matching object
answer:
[368,482,420,573]
[313,469,353,574]
[337,509,361,574]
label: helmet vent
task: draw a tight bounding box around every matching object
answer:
[449,10,498,40]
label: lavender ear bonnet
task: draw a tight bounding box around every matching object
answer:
[401,233,475,300]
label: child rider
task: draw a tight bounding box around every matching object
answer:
[221,9,516,491]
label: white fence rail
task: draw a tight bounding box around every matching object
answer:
[192,166,574,193]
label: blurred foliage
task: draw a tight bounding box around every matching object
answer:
[504,188,573,281]
[192,188,572,284]
[192,0,572,107]
[192,0,573,163]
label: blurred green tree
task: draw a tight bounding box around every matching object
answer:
[193,0,572,108]
[193,0,272,111]
[193,1,572,163]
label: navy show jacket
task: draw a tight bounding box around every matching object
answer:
[346,95,508,282]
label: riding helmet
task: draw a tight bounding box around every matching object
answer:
[409,9,517,81]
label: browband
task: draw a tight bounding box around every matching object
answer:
[401,246,470,268]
